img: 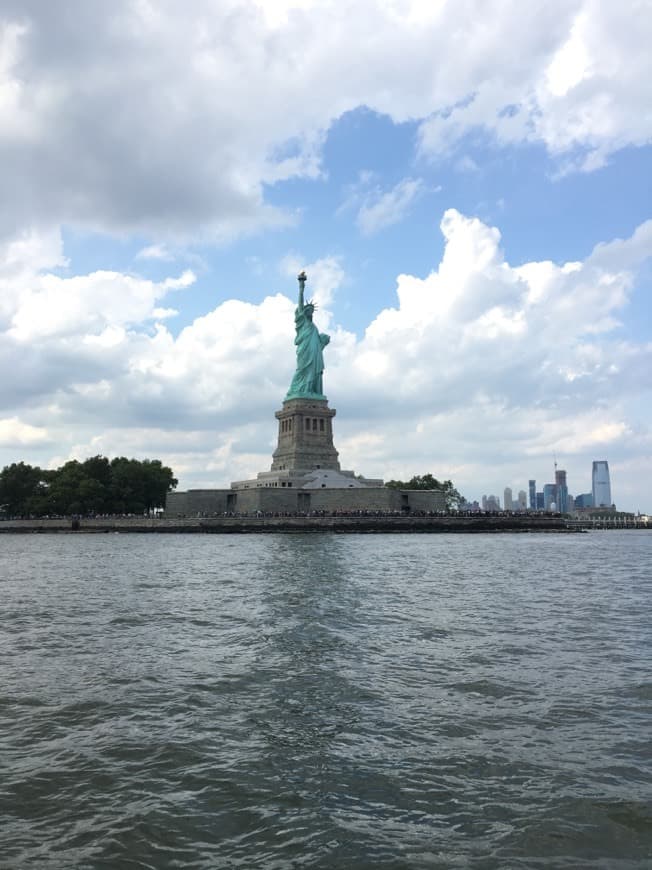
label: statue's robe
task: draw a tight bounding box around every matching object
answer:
[286,306,326,399]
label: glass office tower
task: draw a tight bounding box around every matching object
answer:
[555,469,568,513]
[592,461,612,508]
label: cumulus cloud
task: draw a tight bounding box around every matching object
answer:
[330,209,652,418]
[417,0,652,171]
[0,417,49,447]
[8,269,194,342]
[0,207,650,507]
[0,0,649,246]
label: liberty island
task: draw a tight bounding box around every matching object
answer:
[166,272,446,517]
[0,271,579,531]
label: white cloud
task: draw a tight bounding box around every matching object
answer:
[339,173,426,236]
[0,0,648,248]
[7,268,194,341]
[0,417,49,447]
[545,10,591,97]
[136,244,174,261]
[356,178,424,236]
[418,1,652,171]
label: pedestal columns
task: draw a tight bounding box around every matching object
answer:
[271,398,340,472]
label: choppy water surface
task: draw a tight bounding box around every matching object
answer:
[1,531,650,869]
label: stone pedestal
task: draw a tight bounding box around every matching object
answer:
[271,398,340,473]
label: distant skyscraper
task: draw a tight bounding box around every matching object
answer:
[575,493,593,509]
[528,479,536,510]
[543,483,556,511]
[555,468,568,513]
[485,494,500,511]
[536,492,544,510]
[504,487,513,511]
[517,490,527,510]
[592,461,612,507]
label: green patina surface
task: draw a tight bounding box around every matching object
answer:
[285,271,330,400]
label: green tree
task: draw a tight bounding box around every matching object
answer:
[0,462,46,516]
[46,460,90,514]
[82,455,112,487]
[0,455,178,516]
[109,457,177,513]
[385,473,464,510]
[109,457,146,513]
[140,459,178,512]
[25,469,56,516]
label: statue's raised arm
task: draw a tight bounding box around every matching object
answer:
[297,270,307,310]
[285,271,330,400]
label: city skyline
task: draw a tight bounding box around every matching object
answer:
[478,458,615,513]
[0,2,650,513]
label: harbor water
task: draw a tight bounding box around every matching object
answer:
[1,531,650,868]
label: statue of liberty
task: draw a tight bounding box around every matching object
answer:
[285,271,330,400]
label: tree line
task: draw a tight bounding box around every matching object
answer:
[0,456,178,517]
[385,473,463,509]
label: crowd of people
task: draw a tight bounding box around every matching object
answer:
[182,508,562,519]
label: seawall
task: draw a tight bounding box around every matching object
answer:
[0,515,582,534]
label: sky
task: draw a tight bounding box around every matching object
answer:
[1,0,651,511]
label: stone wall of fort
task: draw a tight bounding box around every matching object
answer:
[164,486,447,516]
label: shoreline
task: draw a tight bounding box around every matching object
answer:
[0,515,588,534]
